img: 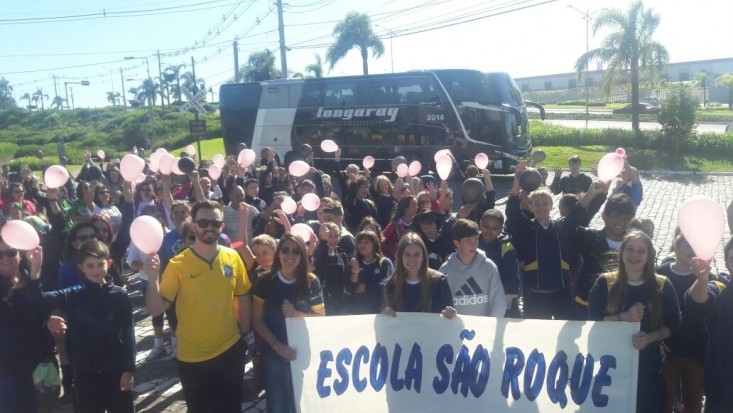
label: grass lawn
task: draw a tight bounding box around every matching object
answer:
[171,138,226,161]
[533,145,733,172]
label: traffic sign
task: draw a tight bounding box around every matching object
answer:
[179,87,207,115]
[189,120,207,137]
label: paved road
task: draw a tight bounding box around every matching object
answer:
[546,118,728,133]
[40,172,732,413]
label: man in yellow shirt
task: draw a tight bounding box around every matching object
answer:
[146,200,251,413]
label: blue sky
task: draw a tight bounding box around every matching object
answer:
[2,0,730,108]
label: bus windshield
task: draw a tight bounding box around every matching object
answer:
[434,70,524,107]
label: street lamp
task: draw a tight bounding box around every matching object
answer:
[567,5,606,128]
[376,25,395,73]
[64,80,90,110]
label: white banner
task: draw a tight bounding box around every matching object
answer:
[287,313,638,413]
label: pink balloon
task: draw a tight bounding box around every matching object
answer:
[301,193,321,212]
[134,173,147,184]
[678,196,725,260]
[212,154,226,168]
[434,149,452,163]
[280,197,297,215]
[363,156,375,169]
[396,163,409,178]
[596,152,625,181]
[170,157,184,175]
[474,153,489,169]
[158,153,175,175]
[130,216,164,255]
[1,220,40,250]
[44,165,69,189]
[185,145,196,156]
[289,160,311,177]
[616,147,626,157]
[436,155,452,180]
[155,148,167,154]
[238,149,256,168]
[408,161,422,177]
[320,139,339,153]
[120,154,145,182]
[291,223,315,244]
[148,151,162,173]
[208,165,222,181]
[96,150,105,160]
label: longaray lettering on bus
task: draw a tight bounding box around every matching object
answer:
[315,107,399,123]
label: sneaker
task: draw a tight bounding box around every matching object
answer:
[146,345,171,362]
[169,342,177,359]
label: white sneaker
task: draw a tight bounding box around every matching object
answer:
[146,345,171,362]
[170,342,178,359]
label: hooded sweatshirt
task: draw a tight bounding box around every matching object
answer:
[440,249,506,317]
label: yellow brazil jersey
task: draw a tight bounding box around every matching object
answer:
[160,246,251,362]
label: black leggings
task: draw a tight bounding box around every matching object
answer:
[74,368,134,413]
[523,288,571,320]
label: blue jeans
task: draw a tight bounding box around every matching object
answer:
[262,351,294,413]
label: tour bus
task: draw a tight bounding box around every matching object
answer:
[219,69,544,174]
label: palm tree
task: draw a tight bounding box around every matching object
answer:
[181,71,205,95]
[239,50,280,82]
[207,86,215,102]
[0,77,16,110]
[51,96,65,111]
[136,79,158,107]
[305,54,324,78]
[693,70,710,108]
[106,91,121,106]
[20,92,32,111]
[715,73,733,110]
[326,12,384,75]
[33,88,48,110]
[574,1,668,133]
[164,63,186,103]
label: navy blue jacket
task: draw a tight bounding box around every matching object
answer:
[44,279,135,373]
[684,277,733,408]
[479,233,521,296]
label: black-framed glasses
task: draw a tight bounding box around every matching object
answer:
[195,219,223,229]
[0,249,18,259]
[280,246,301,256]
[76,233,98,242]
[12,190,25,194]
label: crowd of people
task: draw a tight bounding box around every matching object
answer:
[1,146,732,413]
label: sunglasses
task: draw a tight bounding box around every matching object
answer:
[0,249,18,259]
[76,233,98,242]
[195,219,223,229]
[280,246,301,256]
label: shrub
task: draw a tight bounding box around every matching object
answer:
[657,85,699,155]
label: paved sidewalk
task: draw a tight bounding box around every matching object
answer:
[39,173,733,413]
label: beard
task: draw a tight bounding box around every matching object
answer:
[197,231,219,245]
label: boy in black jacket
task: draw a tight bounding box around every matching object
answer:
[479,209,522,318]
[45,240,135,413]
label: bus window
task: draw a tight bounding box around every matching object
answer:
[323,81,355,107]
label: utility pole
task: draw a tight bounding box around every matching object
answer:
[120,68,127,108]
[276,0,288,79]
[53,75,58,100]
[157,50,165,109]
[191,56,202,163]
[70,87,75,109]
[233,39,240,82]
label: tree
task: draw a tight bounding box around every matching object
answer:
[180,71,205,95]
[305,54,324,78]
[33,88,48,110]
[715,73,733,110]
[574,1,668,134]
[326,12,384,75]
[207,86,215,102]
[0,77,16,110]
[693,70,709,108]
[20,92,32,111]
[51,96,65,111]
[136,79,158,107]
[106,91,121,106]
[658,85,699,155]
[239,50,280,82]
[164,63,186,103]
